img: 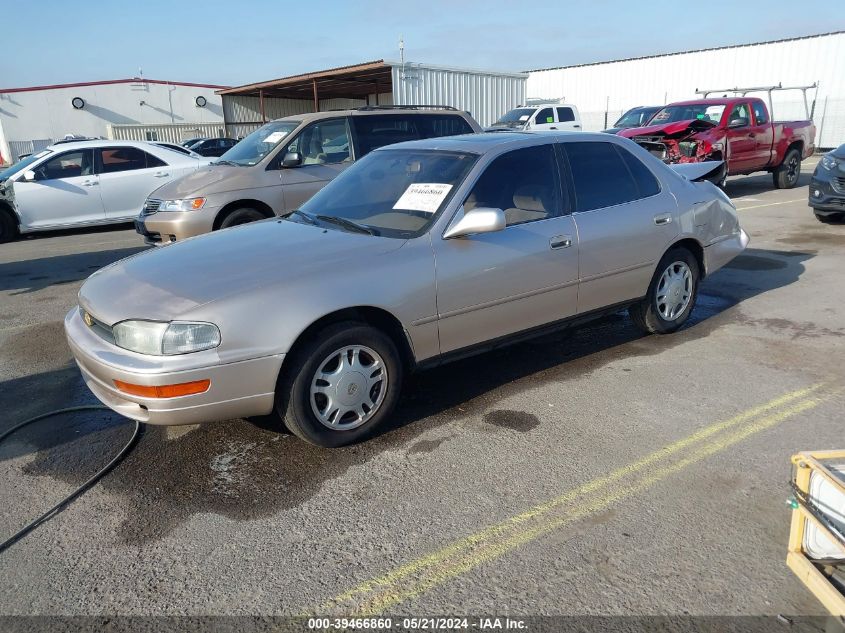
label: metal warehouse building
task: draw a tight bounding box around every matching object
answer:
[527,31,845,149]
[218,60,527,136]
[0,78,228,164]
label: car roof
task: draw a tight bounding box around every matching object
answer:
[45,139,164,151]
[272,108,471,124]
[377,130,618,154]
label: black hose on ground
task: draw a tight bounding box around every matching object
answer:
[0,405,140,554]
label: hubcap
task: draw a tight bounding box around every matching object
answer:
[655,261,693,321]
[787,156,799,181]
[310,345,387,430]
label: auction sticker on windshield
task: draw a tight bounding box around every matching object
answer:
[393,183,453,213]
[263,131,288,144]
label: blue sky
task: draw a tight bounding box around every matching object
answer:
[5,0,843,88]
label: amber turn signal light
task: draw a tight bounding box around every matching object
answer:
[113,379,210,398]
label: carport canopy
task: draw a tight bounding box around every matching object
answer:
[217,60,393,120]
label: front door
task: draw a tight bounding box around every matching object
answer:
[749,100,774,169]
[96,146,171,220]
[432,144,579,354]
[725,102,758,174]
[13,148,105,229]
[561,140,679,312]
[277,117,353,212]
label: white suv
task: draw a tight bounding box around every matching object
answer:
[488,103,582,132]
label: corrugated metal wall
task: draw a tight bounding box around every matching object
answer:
[109,122,225,143]
[527,32,845,148]
[391,64,526,127]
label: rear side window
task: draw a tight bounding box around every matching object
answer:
[535,108,554,124]
[752,101,769,125]
[556,107,575,122]
[98,147,165,174]
[616,145,660,198]
[564,142,640,212]
[352,115,422,156]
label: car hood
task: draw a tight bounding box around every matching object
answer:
[619,119,717,139]
[830,144,845,160]
[78,220,405,324]
[149,164,245,198]
[601,127,623,135]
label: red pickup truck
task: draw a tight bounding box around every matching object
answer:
[619,97,815,188]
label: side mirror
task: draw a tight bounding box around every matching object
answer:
[22,170,37,182]
[728,118,747,128]
[443,207,506,239]
[281,152,302,168]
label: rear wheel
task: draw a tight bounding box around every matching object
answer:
[630,248,700,334]
[0,208,18,244]
[218,207,269,230]
[773,148,801,189]
[275,322,403,447]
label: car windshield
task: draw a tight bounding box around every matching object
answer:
[614,107,659,128]
[218,121,299,166]
[0,150,52,181]
[297,149,478,239]
[492,108,535,126]
[649,104,725,126]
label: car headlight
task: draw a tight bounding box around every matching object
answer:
[112,320,220,355]
[820,155,838,171]
[160,197,206,212]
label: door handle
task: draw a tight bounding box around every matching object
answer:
[550,235,572,249]
[154,172,170,178]
[81,180,98,187]
[550,127,558,130]
[573,124,581,128]
[653,214,672,225]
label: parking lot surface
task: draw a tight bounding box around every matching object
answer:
[1,157,843,616]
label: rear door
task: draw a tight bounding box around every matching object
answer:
[96,146,171,220]
[12,148,104,229]
[276,117,353,212]
[561,140,678,313]
[432,143,580,353]
[749,100,775,168]
[555,106,581,131]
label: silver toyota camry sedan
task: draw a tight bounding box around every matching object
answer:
[65,132,748,447]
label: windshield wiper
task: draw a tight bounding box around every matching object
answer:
[211,159,240,166]
[315,214,376,235]
[285,209,317,225]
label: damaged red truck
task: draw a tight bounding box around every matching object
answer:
[619,97,815,189]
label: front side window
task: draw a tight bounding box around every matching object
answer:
[465,145,561,227]
[556,107,575,123]
[728,104,750,127]
[38,150,94,180]
[287,118,351,165]
[564,142,640,212]
[298,149,477,238]
[98,147,163,173]
[534,108,554,125]
[221,121,299,166]
[751,101,769,125]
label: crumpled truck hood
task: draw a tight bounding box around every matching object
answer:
[620,119,716,140]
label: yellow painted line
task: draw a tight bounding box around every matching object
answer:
[735,198,806,211]
[319,384,834,614]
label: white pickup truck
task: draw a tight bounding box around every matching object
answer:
[487,102,582,132]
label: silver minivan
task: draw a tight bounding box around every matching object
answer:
[135,106,481,244]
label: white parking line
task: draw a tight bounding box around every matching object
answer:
[736,199,806,211]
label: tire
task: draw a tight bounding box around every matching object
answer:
[773,148,801,189]
[0,208,18,244]
[815,212,844,224]
[275,322,403,447]
[630,247,700,335]
[218,207,268,230]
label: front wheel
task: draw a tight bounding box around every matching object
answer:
[0,209,18,244]
[773,148,801,189]
[218,207,268,230]
[275,322,403,447]
[630,248,700,334]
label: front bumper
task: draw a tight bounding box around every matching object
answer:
[808,176,845,214]
[65,307,283,425]
[703,228,750,276]
[135,206,219,245]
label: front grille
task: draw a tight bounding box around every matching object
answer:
[142,198,162,215]
[832,177,845,194]
[81,307,115,344]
